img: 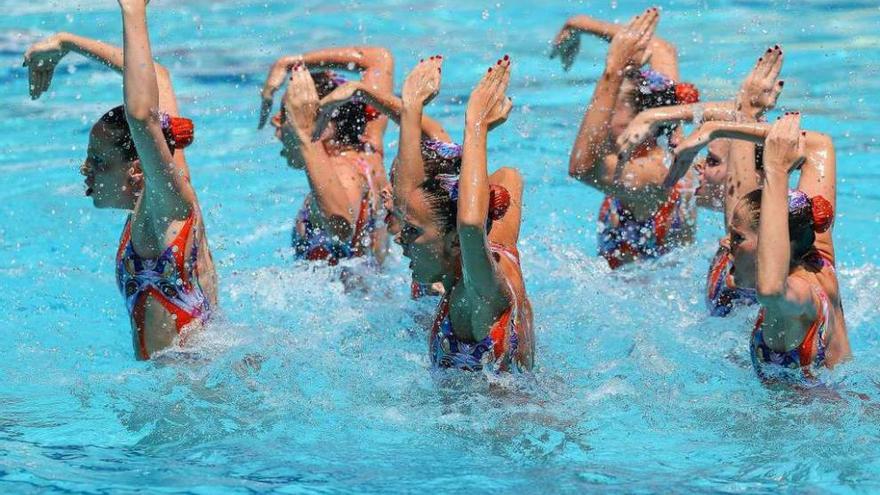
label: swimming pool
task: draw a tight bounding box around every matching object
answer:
[3,0,880,492]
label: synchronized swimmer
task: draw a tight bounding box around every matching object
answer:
[24,2,849,385]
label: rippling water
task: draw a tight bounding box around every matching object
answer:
[2,0,880,493]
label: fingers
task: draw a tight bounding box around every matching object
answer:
[643,8,660,36]
[291,63,319,102]
[766,45,784,81]
[258,99,272,129]
[39,69,52,96]
[28,68,37,99]
[32,70,45,99]
[762,45,781,78]
[631,7,658,35]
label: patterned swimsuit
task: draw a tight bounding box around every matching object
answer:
[749,253,835,382]
[705,243,757,317]
[116,212,211,360]
[429,244,525,372]
[293,159,379,265]
[597,182,694,269]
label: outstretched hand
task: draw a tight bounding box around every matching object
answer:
[736,45,784,120]
[606,7,658,73]
[281,63,320,144]
[550,23,581,72]
[402,55,442,107]
[258,56,302,129]
[465,56,513,132]
[23,35,68,100]
[763,112,806,174]
[664,122,717,188]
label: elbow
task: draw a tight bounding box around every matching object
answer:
[125,105,162,128]
[756,281,786,301]
[154,64,172,86]
[456,220,486,241]
[568,155,592,183]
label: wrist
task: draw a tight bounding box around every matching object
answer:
[120,3,147,16]
[464,117,489,137]
[762,165,789,183]
[734,100,760,121]
[566,16,589,32]
[603,60,627,79]
[401,100,424,114]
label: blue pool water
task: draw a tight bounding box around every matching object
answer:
[3,0,880,492]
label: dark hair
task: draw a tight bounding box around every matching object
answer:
[625,70,699,140]
[418,173,511,236]
[420,175,459,234]
[97,105,193,162]
[420,140,462,176]
[311,71,368,149]
[736,189,833,261]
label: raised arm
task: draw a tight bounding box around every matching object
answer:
[551,10,676,77]
[24,32,179,116]
[725,45,784,223]
[458,57,513,306]
[313,79,450,143]
[755,114,816,339]
[617,101,738,162]
[281,64,359,239]
[259,45,394,133]
[120,1,193,221]
[568,8,658,184]
[394,57,443,213]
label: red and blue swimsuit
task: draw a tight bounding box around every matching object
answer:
[116,212,211,360]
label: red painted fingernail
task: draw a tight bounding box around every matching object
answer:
[503,54,509,61]
[774,44,779,49]
[802,132,806,136]
[779,80,784,86]
[488,68,492,73]
[766,48,772,53]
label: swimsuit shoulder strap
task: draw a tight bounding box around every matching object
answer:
[117,214,134,262]
[430,293,452,337]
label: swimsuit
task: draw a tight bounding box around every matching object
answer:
[750,253,835,382]
[116,211,211,360]
[428,244,525,372]
[293,158,379,265]
[597,183,693,269]
[706,244,757,317]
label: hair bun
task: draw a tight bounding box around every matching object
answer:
[810,195,834,233]
[675,83,700,104]
[363,104,381,122]
[488,185,511,221]
[167,116,194,149]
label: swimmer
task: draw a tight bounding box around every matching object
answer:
[552,9,702,269]
[312,55,452,298]
[23,0,218,360]
[395,56,534,371]
[259,46,394,265]
[673,113,850,382]
[617,46,785,314]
